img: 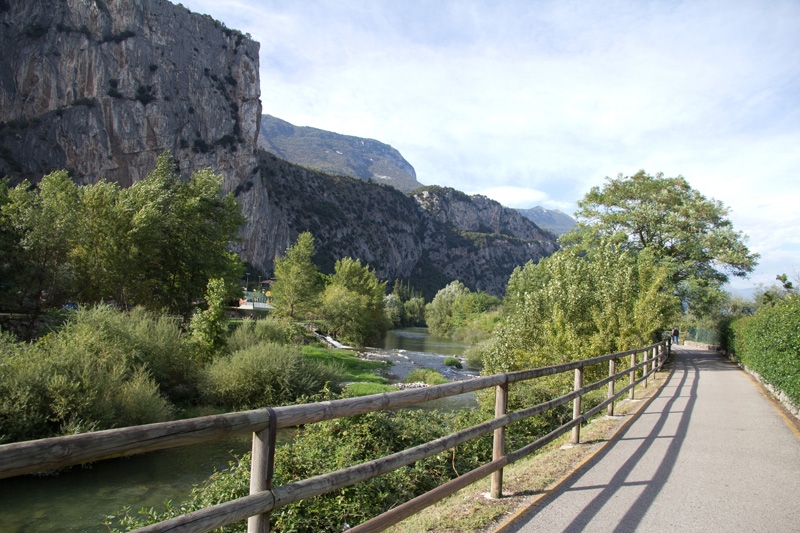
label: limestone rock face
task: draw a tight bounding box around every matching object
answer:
[413,187,556,242]
[0,0,557,298]
[0,0,260,187]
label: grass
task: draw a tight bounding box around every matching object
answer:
[345,383,397,396]
[406,368,449,385]
[385,364,673,533]
[302,345,390,384]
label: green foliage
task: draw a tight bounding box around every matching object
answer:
[115,409,465,532]
[425,280,470,337]
[198,342,345,410]
[483,241,678,375]
[425,281,501,342]
[443,356,463,369]
[0,154,245,328]
[321,257,388,346]
[0,306,176,443]
[271,232,322,319]
[227,316,296,351]
[560,170,758,315]
[405,368,448,385]
[189,278,230,361]
[725,296,800,406]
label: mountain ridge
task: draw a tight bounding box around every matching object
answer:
[258,114,423,193]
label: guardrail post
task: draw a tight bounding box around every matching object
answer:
[652,346,657,374]
[571,366,583,444]
[629,351,636,400]
[490,378,509,498]
[607,358,616,416]
[248,408,277,533]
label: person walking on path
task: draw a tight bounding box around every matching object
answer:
[671,327,679,344]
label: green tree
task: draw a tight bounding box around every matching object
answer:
[71,180,131,304]
[425,281,470,337]
[560,171,758,315]
[122,155,244,318]
[483,241,678,374]
[321,257,388,346]
[271,232,322,319]
[189,278,230,361]
[0,171,79,333]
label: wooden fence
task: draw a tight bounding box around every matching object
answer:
[0,340,671,532]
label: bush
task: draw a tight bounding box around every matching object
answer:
[725,296,800,406]
[199,342,345,409]
[443,356,463,369]
[405,368,447,385]
[227,316,294,351]
[0,310,174,443]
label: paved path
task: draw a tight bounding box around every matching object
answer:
[501,347,800,532]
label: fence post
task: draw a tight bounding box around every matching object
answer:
[248,408,277,533]
[607,358,616,416]
[490,378,509,498]
[571,366,583,444]
[629,351,636,400]
[652,346,658,374]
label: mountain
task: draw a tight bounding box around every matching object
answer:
[0,0,260,188]
[258,114,423,193]
[516,206,576,236]
[0,0,558,297]
[237,154,557,297]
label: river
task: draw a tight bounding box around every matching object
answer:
[0,328,473,532]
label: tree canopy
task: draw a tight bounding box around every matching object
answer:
[482,240,679,374]
[0,153,244,333]
[559,171,758,313]
[271,231,322,319]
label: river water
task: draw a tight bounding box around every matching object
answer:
[0,328,473,532]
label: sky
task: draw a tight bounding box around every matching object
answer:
[178,0,800,295]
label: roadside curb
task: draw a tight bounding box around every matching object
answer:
[490,357,675,533]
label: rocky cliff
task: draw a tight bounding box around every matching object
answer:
[0,0,260,187]
[0,0,557,297]
[240,152,558,297]
[258,114,423,193]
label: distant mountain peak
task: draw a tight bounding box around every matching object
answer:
[257,114,423,193]
[516,206,576,236]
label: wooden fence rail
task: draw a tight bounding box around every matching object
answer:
[0,340,672,532]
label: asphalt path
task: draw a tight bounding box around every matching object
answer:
[499,347,800,532]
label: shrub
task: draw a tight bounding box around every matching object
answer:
[726,296,800,406]
[227,316,294,351]
[443,356,462,369]
[0,309,175,443]
[405,368,447,385]
[199,342,345,409]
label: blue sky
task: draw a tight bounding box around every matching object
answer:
[179,0,800,295]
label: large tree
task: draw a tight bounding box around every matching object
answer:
[560,171,758,313]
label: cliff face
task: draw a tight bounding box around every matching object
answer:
[0,0,260,187]
[258,114,423,193]
[243,153,558,297]
[0,0,556,298]
[413,186,557,242]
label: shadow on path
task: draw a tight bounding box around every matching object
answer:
[509,349,707,532]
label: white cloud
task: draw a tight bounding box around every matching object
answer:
[179,0,800,295]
